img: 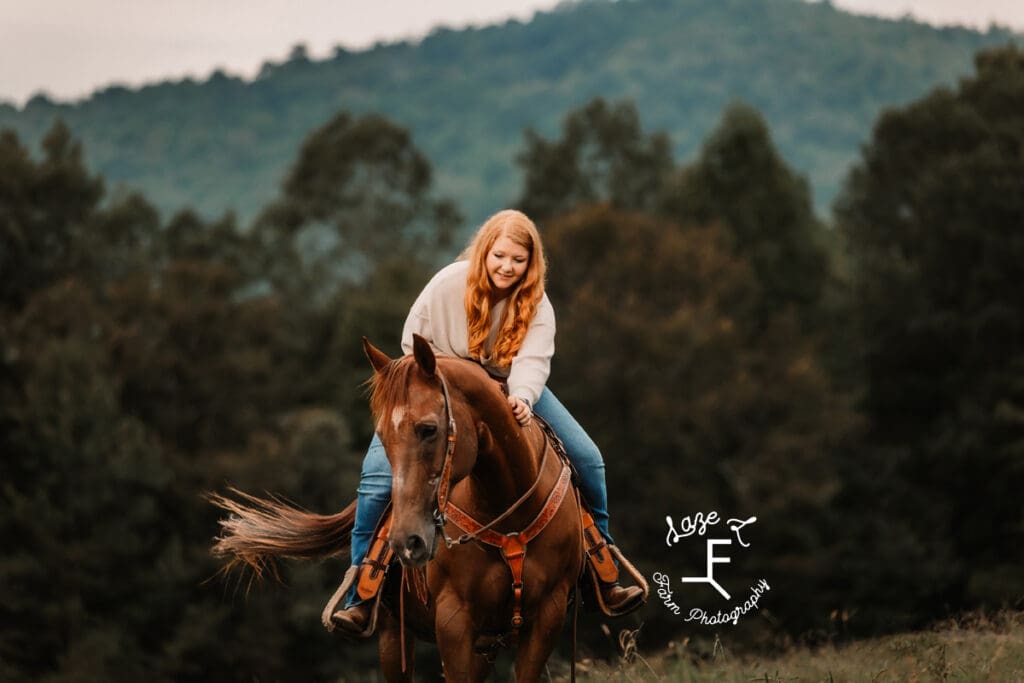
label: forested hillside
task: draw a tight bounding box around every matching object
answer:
[0,0,1018,226]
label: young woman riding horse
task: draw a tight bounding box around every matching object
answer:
[354,337,582,681]
[333,209,644,635]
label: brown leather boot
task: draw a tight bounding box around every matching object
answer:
[599,581,645,614]
[330,602,373,636]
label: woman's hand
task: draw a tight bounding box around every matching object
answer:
[508,395,532,426]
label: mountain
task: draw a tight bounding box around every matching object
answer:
[0,0,1018,228]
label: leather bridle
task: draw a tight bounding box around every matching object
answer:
[430,372,459,536]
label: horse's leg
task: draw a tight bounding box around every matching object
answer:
[512,586,571,683]
[378,610,416,683]
[435,600,491,682]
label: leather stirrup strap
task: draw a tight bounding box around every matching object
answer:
[581,508,619,584]
[357,513,394,601]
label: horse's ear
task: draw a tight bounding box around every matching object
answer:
[412,334,436,377]
[362,337,392,373]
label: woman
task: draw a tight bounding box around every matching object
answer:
[333,209,642,634]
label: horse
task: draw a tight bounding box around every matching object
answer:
[211,335,585,682]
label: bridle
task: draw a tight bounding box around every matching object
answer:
[430,372,459,537]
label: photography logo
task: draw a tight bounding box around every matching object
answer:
[653,511,770,626]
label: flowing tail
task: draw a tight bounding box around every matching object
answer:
[209,487,356,580]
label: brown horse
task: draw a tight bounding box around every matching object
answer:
[212,335,584,681]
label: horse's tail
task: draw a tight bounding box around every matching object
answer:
[209,487,355,580]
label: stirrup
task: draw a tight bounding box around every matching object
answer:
[580,509,648,617]
[586,546,649,617]
[323,566,384,639]
[321,510,395,638]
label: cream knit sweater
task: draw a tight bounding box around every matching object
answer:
[401,260,555,406]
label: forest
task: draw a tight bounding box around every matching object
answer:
[2,20,1023,683]
[0,0,1020,229]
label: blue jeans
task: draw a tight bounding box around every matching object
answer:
[346,386,612,605]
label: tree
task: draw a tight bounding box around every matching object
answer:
[0,123,377,681]
[542,205,852,636]
[0,281,192,680]
[0,121,104,312]
[516,98,674,222]
[836,45,1024,614]
[663,103,830,326]
[251,111,459,303]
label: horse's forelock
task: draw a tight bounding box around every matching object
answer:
[368,355,496,427]
[368,357,414,425]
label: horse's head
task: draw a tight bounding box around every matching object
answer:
[363,334,460,567]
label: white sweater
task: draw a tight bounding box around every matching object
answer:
[401,260,555,406]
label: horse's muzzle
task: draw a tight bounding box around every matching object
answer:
[390,527,438,567]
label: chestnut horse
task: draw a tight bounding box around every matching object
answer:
[212,336,583,681]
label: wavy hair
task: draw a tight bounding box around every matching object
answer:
[461,210,546,369]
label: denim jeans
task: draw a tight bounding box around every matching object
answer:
[346,386,612,605]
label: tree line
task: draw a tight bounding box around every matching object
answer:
[1,45,1022,681]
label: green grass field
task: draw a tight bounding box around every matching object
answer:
[565,611,1024,682]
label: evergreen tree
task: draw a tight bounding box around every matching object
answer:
[0,121,104,312]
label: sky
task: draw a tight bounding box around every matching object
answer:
[2,0,1022,107]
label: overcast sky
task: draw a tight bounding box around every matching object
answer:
[2,0,1022,106]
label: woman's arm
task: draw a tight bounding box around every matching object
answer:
[506,296,556,407]
[400,262,468,357]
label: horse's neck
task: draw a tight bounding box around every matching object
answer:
[449,365,545,514]
[477,421,544,504]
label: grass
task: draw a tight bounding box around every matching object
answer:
[555,611,1024,682]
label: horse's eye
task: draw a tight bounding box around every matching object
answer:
[416,423,438,440]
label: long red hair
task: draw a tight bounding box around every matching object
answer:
[462,210,546,369]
